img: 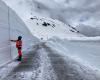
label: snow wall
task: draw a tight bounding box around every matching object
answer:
[0,0,39,67]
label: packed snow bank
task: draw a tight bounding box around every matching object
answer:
[0,0,39,67]
[64,36,100,41]
[47,37,100,71]
[75,24,100,37]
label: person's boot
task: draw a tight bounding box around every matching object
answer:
[17,56,22,61]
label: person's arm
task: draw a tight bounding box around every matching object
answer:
[10,40,16,42]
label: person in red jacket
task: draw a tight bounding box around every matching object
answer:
[10,36,22,61]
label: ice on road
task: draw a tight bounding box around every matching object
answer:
[0,42,100,80]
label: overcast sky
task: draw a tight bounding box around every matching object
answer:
[53,0,100,27]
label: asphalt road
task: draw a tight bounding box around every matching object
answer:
[0,42,100,80]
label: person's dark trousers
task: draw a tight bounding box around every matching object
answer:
[17,48,22,61]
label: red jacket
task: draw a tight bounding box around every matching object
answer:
[16,40,22,48]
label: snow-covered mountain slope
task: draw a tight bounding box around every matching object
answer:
[0,0,39,67]
[26,16,83,40]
